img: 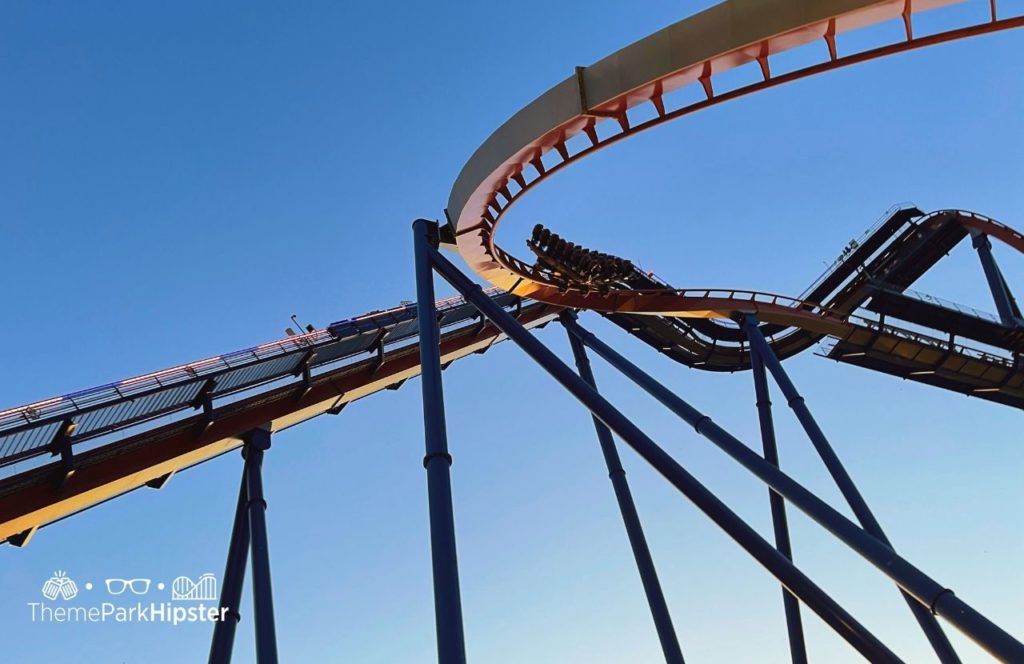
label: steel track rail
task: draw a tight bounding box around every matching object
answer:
[602,209,1024,375]
[0,304,558,544]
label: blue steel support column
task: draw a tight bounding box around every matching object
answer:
[748,346,807,664]
[426,249,901,663]
[561,311,685,664]
[208,464,251,664]
[556,312,1023,662]
[971,232,1022,325]
[244,427,278,664]
[412,219,467,664]
[741,316,959,664]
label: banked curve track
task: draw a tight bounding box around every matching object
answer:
[603,208,1024,374]
[447,0,1024,348]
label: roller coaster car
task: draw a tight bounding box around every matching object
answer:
[527,223,641,294]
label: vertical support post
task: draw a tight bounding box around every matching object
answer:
[749,346,807,664]
[244,427,278,664]
[742,316,959,664]
[561,312,685,664]
[971,232,1021,326]
[209,466,252,664]
[412,219,467,664]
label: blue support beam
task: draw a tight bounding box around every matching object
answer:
[412,219,467,664]
[424,248,900,662]
[742,316,960,664]
[971,232,1022,326]
[748,345,807,664]
[555,312,1021,662]
[561,311,685,664]
[209,464,251,664]
[244,427,278,664]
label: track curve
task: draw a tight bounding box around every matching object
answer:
[446,0,1023,361]
[602,208,1024,372]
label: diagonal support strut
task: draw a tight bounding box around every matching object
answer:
[556,312,1021,662]
[561,310,685,664]
[422,240,899,662]
[748,345,808,664]
[743,315,959,663]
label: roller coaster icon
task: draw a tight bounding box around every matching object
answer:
[172,574,218,602]
[2,1,1023,662]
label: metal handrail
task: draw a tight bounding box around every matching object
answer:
[897,288,1001,325]
[840,313,1016,368]
[798,203,921,300]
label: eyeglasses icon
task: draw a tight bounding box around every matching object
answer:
[105,578,151,595]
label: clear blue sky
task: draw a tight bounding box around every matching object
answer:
[1,1,1021,662]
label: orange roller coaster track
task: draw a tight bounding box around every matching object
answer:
[447,0,1023,340]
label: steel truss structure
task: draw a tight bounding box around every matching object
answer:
[413,220,1023,663]
[2,1,1023,662]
